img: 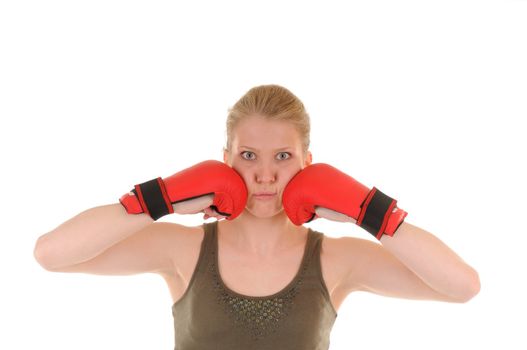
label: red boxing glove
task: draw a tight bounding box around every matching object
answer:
[282,163,407,240]
[119,160,248,221]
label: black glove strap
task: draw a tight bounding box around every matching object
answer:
[359,187,396,237]
[133,178,171,221]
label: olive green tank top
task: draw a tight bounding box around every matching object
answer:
[171,221,338,350]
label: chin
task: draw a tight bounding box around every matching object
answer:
[246,206,284,219]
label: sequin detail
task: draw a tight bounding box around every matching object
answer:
[209,248,310,341]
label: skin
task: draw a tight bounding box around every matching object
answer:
[33,112,480,305]
[201,114,481,302]
[217,114,312,256]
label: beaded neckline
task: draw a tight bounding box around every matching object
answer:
[213,223,312,300]
[212,224,313,300]
[209,222,313,340]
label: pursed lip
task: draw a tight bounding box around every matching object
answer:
[253,192,276,200]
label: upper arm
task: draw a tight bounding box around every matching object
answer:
[47,222,185,276]
[339,237,459,302]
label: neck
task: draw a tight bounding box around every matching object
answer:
[218,209,305,256]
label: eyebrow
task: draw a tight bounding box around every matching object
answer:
[239,146,293,152]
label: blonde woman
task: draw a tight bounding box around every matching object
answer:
[34,84,480,349]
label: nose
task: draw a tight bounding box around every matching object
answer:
[255,162,277,184]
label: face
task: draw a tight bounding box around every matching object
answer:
[223,115,312,218]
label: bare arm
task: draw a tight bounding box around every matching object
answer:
[379,221,480,302]
[33,203,153,270]
[33,195,215,271]
[315,207,480,303]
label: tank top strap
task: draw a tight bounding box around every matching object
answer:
[178,221,217,288]
[299,228,318,275]
[198,220,217,267]
[304,228,334,304]
[202,220,217,246]
[306,228,324,272]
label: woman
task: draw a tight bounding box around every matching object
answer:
[33,84,480,349]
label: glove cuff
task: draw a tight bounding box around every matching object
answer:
[119,177,174,221]
[357,187,407,240]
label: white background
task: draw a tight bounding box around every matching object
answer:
[1,0,526,349]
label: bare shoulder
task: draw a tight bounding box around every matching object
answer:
[156,222,205,277]
[320,230,464,302]
[46,221,204,277]
[154,221,204,245]
[322,234,379,263]
[319,232,369,265]
[319,232,379,293]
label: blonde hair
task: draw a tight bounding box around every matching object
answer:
[224,84,311,156]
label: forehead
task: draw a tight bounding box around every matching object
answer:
[232,116,301,150]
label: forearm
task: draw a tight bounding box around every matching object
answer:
[34,203,153,270]
[379,221,481,301]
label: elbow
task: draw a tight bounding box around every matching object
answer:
[466,272,481,302]
[33,236,56,271]
[454,269,481,303]
[33,237,48,269]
